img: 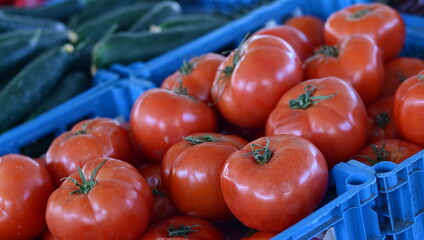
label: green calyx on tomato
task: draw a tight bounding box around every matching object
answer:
[289,84,338,109]
[167,224,201,237]
[316,45,339,58]
[347,8,373,21]
[179,57,202,76]
[243,138,273,164]
[374,112,390,129]
[183,135,222,145]
[355,142,389,165]
[61,159,106,194]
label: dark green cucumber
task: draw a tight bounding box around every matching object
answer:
[156,14,231,30]
[0,0,93,22]
[128,1,181,32]
[0,44,76,131]
[0,13,66,33]
[0,29,70,80]
[74,2,156,42]
[92,22,227,69]
[26,71,91,119]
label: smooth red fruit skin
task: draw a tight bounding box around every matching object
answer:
[130,88,217,162]
[0,154,53,240]
[285,15,325,48]
[324,3,405,62]
[221,135,328,233]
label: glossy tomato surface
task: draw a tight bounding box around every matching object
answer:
[130,88,217,162]
[211,34,303,128]
[161,53,225,103]
[46,158,153,240]
[304,34,384,105]
[0,154,53,240]
[221,135,328,232]
[393,70,424,146]
[162,133,248,221]
[139,215,225,240]
[365,96,399,144]
[45,117,140,187]
[266,77,368,168]
[285,15,325,48]
[324,3,405,62]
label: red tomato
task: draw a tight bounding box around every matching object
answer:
[139,215,225,240]
[130,88,217,162]
[221,135,328,232]
[0,154,53,240]
[138,163,179,224]
[304,34,384,105]
[241,231,277,240]
[266,77,368,168]
[354,138,423,165]
[211,34,303,128]
[161,53,225,103]
[324,3,405,62]
[365,96,400,144]
[285,15,325,48]
[393,70,424,146]
[382,57,424,97]
[14,0,45,8]
[161,133,248,221]
[45,117,141,187]
[253,25,314,61]
[46,158,153,240]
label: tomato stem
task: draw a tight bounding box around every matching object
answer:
[167,224,201,237]
[374,112,390,129]
[61,159,106,195]
[243,138,273,164]
[354,143,389,165]
[184,135,221,145]
[289,84,338,109]
[179,57,202,76]
[316,45,339,58]
[347,8,372,20]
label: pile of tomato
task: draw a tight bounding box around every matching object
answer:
[1,2,424,240]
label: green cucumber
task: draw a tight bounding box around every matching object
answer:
[0,29,70,80]
[74,2,156,42]
[92,22,227,69]
[0,0,93,22]
[0,44,76,131]
[156,14,231,30]
[0,13,66,33]
[128,1,181,32]
[26,71,91,119]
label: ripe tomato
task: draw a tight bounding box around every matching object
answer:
[221,135,328,232]
[162,133,248,221]
[0,154,53,240]
[14,0,45,8]
[161,53,225,104]
[354,138,423,165]
[285,15,325,48]
[365,96,399,144]
[393,70,424,146]
[304,34,384,105]
[46,158,153,240]
[266,77,368,168]
[45,117,141,187]
[324,3,405,62]
[241,231,277,240]
[139,215,225,240]
[253,25,314,61]
[138,163,179,224]
[211,34,303,128]
[130,88,217,162]
[382,57,424,97]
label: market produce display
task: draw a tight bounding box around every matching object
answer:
[0,0,424,239]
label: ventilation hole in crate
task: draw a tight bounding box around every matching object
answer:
[346,173,368,186]
[374,162,396,174]
[19,132,57,158]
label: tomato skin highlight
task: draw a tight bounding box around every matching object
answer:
[304,34,384,105]
[324,3,405,62]
[46,158,153,240]
[221,135,328,232]
[393,70,424,147]
[211,35,303,128]
[266,77,368,168]
[130,88,218,162]
[0,154,53,240]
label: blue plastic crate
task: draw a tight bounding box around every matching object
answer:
[0,78,155,157]
[347,151,424,239]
